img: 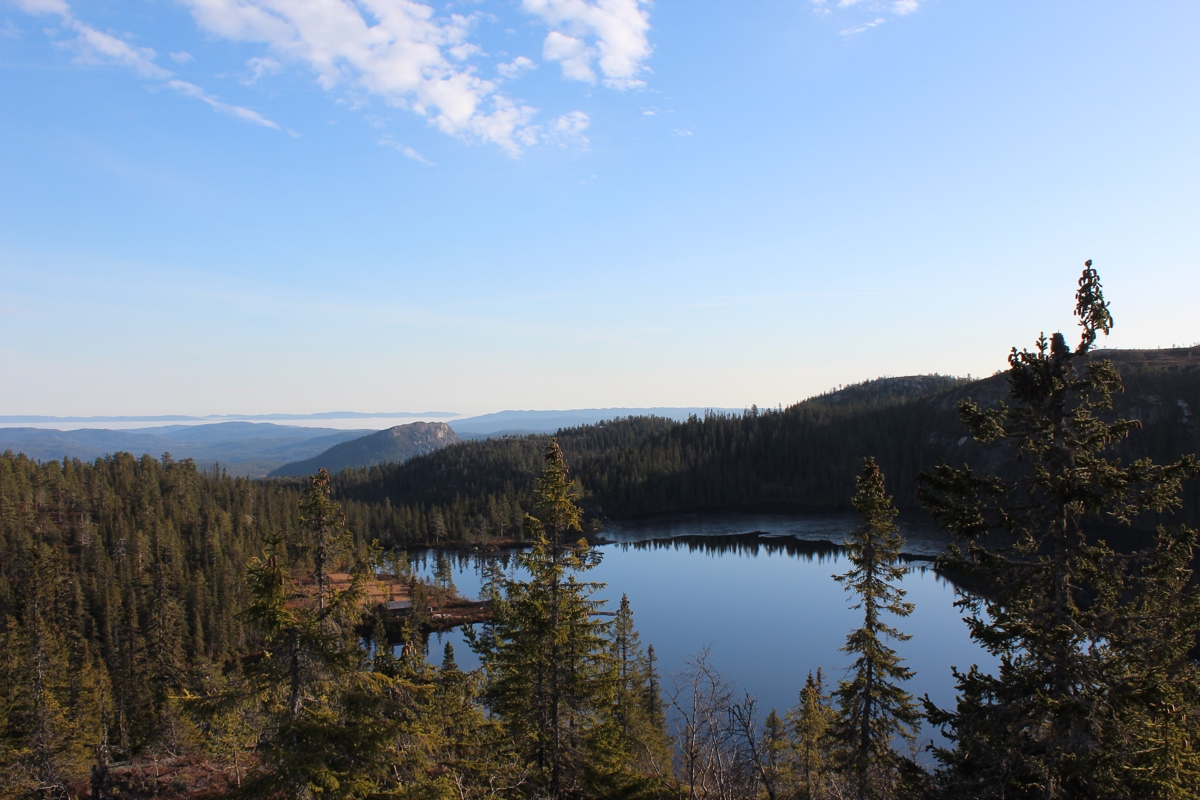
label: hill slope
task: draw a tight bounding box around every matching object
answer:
[329,349,1200,545]
[269,422,458,477]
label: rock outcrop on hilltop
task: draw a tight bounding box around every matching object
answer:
[269,421,458,477]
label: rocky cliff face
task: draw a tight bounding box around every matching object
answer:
[268,421,458,477]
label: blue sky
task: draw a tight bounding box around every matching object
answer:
[2,0,1197,417]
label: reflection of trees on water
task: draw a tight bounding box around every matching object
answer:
[620,532,844,561]
[403,536,957,592]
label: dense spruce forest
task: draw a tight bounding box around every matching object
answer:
[2,266,1199,799]
[327,346,1200,546]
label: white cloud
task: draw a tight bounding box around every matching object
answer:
[496,55,535,80]
[448,42,481,61]
[14,0,284,130]
[168,79,283,130]
[543,30,593,82]
[545,109,589,147]
[522,0,652,89]
[818,0,921,34]
[379,135,435,165]
[63,22,171,79]
[17,0,656,156]
[672,128,692,137]
[12,0,70,14]
[841,16,886,36]
[245,54,282,83]
[179,0,541,155]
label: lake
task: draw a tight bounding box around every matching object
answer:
[406,513,995,749]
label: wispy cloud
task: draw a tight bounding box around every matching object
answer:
[13,0,284,131]
[810,0,922,35]
[244,55,281,84]
[379,134,436,165]
[841,16,887,36]
[168,79,284,130]
[545,110,590,148]
[523,0,652,89]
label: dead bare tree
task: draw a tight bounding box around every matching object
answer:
[667,647,757,800]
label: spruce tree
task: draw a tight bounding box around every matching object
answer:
[606,593,673,792]
[478,439,616,799]
[788,669,835,800]
[917,262,1200,799]
[831,457,919,800]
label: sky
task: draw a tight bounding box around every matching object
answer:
[1,0,1198,418]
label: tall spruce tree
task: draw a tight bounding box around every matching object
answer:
[478,439,617,799]
[917,262,1200,799]
[831,457,919,800]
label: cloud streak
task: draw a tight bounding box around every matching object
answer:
[13,0,284,130]
[810,0,922,35]
[379,134,435,165]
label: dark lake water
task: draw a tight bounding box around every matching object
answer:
[406,513,995,749]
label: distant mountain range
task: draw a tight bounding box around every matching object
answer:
[0,422,371,477]
[269,423,458,477]
[0,408,733,477]
[0,411,456,424]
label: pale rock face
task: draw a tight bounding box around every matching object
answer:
[270,421,459,477]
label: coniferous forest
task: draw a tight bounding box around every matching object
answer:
[2,265,1199,799]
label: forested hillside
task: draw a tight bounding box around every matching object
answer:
[327,348,1200,545]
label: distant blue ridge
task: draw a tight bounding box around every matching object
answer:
[0,411,458,423]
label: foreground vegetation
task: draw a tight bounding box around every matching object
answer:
[2,264,1198,799]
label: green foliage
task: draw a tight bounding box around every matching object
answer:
[917,263,1200,799]
[787,669,836,800]
[605,595,673,793]
[0,452,304,787]
[477,440,624,798]
[232,473,391,799]
[831,458,920,800]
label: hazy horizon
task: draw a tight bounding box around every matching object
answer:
[3,1,1196,417]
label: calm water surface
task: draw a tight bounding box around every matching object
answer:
[409,513,995,745]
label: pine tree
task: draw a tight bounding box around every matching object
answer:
[478,439,616,799]
[917,262,1200,799]
[831,457,919,800]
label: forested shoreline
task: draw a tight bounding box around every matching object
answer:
[2,267,1199,799]
[325,346,1200,547]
